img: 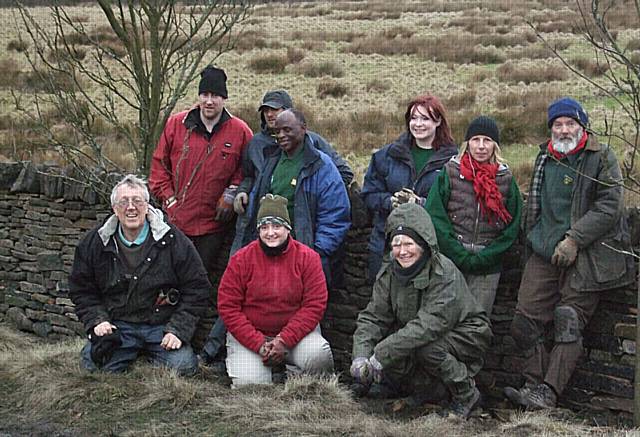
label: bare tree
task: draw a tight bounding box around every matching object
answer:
[12,0,251,199]
[528,0,639,190]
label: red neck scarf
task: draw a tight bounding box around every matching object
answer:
[547,130,588,160]
[459,153,512,224]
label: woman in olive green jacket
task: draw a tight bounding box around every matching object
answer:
[350,203,491,419]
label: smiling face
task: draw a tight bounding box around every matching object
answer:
[258,223,290,247]
[467,135,496,164]
[199,92,226,122]
[391,234,424,268]
[408,104,441,147]
[113,184,148,240]
[274,111,306,155]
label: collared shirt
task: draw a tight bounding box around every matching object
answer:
[118,220,150,247]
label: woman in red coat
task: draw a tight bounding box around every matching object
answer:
[217,194,334,387]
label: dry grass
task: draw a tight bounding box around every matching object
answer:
[1,0,638,188]
[0,323,634,436]
[317,80,349,99]
[496,61,569,84]
[294,60,344,78]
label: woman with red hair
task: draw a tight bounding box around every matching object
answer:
[361,94,457,282]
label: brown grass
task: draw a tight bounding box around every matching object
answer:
[294,60,344,78]
[443,89,477,111]
[625,38,640,51]
[496,61,569,84]
[571,57,608,77]
[247,52,289,74]
[317,80,349,99]
[365,79,391,92]
[290,30,365,43]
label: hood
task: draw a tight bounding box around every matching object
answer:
[384,203,438,254]
[98,204,171,246]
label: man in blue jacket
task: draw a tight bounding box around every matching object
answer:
[235,108,351,281]
[231,89,352,253]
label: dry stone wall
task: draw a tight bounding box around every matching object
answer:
[0,163,637,425]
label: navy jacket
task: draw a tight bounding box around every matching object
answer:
[361,132,457,278]
[233,137,351,276]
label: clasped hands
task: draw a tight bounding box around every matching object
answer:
[349,355,383,385]
[391,188,424,209]
[259,335,288,367]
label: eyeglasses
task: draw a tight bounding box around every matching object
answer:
[115,197,147,208]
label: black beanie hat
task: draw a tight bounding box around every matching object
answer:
[389,225,429,252]
[464,115,500,145]
[198,65,228,98]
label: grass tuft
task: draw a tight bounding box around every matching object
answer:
[247,53,289,74]
[294,60,344,78]
[317,80,348,99]
[7,39,28,52]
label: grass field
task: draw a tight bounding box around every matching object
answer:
[1,0,639,198]
[0,323,634,436]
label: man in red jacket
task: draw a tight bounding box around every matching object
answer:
[217,194,334,387]
[149,66,252,369]
[149,65,253,285]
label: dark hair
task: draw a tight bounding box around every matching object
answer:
[404,94,454,150]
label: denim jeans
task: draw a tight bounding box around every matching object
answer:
[80,321,198,376]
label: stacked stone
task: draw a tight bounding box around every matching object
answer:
[0,163,110,339]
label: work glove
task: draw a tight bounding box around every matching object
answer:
[90,329,122,368]
[369,354,384,384]
[214,185,237,223]
[263,335,288,367]
[391,188,425,209]
[350,356,372,385]
[551,236,578,267]
[233,192,249,215]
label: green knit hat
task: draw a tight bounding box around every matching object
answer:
[256,194,291,230]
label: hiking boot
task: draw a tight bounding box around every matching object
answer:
[504,382,535,407]
[198,354,227,375]
[367,381,403,399]
[525,383,557,410]
[448,386,481,419]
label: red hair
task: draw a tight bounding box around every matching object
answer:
[404,94,454,150]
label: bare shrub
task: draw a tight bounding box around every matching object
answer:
[7,39,29,52]
[471,69,493,82]
[317,80,348,99]
[248,53,289,74]
[294,61,344,78]
[496,61,568,84]
[0,59,23,88]
[535,20,579,34]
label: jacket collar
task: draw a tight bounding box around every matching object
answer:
[183,107,231,136]
[98,205,171,246]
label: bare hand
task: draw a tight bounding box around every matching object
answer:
[161,332,182,350]
[93,321,117,337]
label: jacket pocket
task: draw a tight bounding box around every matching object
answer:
[583,236,627,284]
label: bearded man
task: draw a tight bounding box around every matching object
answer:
[503,97,634,409]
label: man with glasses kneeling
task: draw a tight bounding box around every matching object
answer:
[69,174,210,375]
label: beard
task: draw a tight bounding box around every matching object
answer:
[552,127,583,154]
